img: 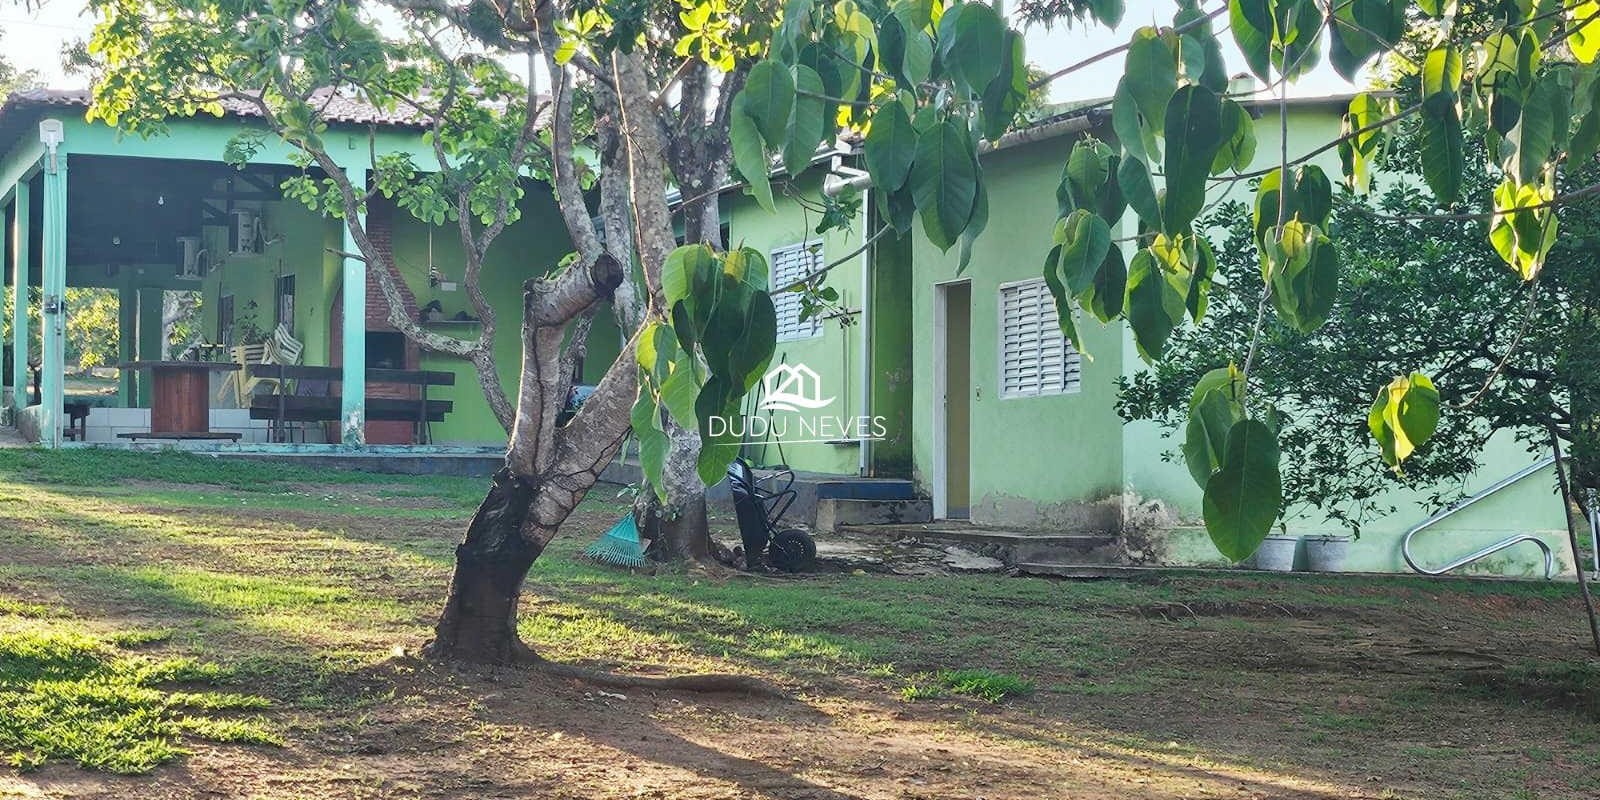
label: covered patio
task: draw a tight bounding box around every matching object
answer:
[0,90,453,450]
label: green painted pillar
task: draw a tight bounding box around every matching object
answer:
[340,167,367,446]
[10,182,29,415]
[39,153,66,448]
[117,282,137,404]
[136,287,164,407]
[870,232,915,478]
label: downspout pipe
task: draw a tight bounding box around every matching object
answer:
[823,160,873,476]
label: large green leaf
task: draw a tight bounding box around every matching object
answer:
[1124,27,1178,131]
[1125,249,1181,361]
[1186,236,1216,322]
[876,12,908,85]
[1202,419,1283,562]
[1339,92,1393,194]
[694,374,744,487]
[742,60,796,147]
[938,1,1006,93]
[1571,71,1600,165]
[902,27,935,86]
[1573,1,1600,64]
[1210,99,1256,174]
[1327,0,1399,80]
[864,102,917,193]
[909,120,978,251]
[1061,139,1116,215]
[1489,178,1558,280]
[1175,0,1229,93]
[980,30,1028,141]
[1422,45,1462,98]
[662,244,721,349]
[1272,0,1324,79]
[957,177,988,275]
[1419,91,1464,205]
[1113,78,1159,163]
[1184,385,1240,488]
[1507,70,1561,185]
[1229,0,1273,81]
[782,65,827,178]
[1057,209,1113,295]
[1090,0,1126,26]
[1367,373,1441,472]
[1079,246,1127,323]
[1118,155,1160,229]
[730,99,774,212]
[658,348,702,431]
[1041,249,1086,356]
[1161,85,1224,234]
[1268,230,1340,332]
[1253,165,1333,241]
[630,389,670,501]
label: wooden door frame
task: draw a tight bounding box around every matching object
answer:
[932,278,971,521]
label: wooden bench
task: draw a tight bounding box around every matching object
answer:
[246,365,455,443]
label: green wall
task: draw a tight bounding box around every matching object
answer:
[199,199,338,369]
[390,186,587,444]
[724,173,871,475]
[908,134,1127,530]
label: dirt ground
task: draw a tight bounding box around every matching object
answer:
[1,457,1598,800]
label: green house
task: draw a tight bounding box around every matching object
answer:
[0,89,615,449]
[0,86,1572,578]
[710,91,1571,579]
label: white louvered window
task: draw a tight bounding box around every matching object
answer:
[1000,279,1082,398]
[772,241,825,341]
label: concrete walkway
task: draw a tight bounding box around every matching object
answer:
[0,426,28,448]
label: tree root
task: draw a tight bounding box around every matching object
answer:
[422,638,781,696]
[526,654,782,696]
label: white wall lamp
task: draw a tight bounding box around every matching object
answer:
[38,119,65,174]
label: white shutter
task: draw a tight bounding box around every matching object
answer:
[1000,279,1081,398]
[772,241,824,341]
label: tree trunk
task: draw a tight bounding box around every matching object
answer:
[639,420,713,562]
[424,468,543,663]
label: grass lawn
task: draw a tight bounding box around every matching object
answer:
[1,449,1597,799]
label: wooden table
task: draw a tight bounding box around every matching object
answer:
[118,361,241,437]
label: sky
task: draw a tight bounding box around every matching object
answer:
[0,0,1364,99]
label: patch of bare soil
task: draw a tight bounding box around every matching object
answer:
[5,486,1599,799]
[2,658,1385,800]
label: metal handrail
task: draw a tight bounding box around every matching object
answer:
[1401,455,1558,579]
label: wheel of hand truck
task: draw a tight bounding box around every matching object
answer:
[767,528,817,573]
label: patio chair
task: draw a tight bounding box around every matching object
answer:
[217,343,269,407]
[218,324,304,407]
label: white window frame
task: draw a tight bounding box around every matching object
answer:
[997,278,1082,398]
[771,240,825,342]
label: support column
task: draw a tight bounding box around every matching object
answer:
[117,282,137,404]
[340,167,367,446]
[136,287,164,407]
[38,153,65,448]
[10,183,29,415]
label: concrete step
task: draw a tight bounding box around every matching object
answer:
[838,521,1121,566]
[814,478,917,501]
[815,498,933,532]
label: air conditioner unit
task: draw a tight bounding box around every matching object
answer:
[232,209,260,255]
[176,236,206,279]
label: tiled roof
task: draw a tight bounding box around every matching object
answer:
[0,87,433,130]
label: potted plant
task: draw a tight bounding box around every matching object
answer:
[1250,528,1299,572]
[1302,534,1352,572]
